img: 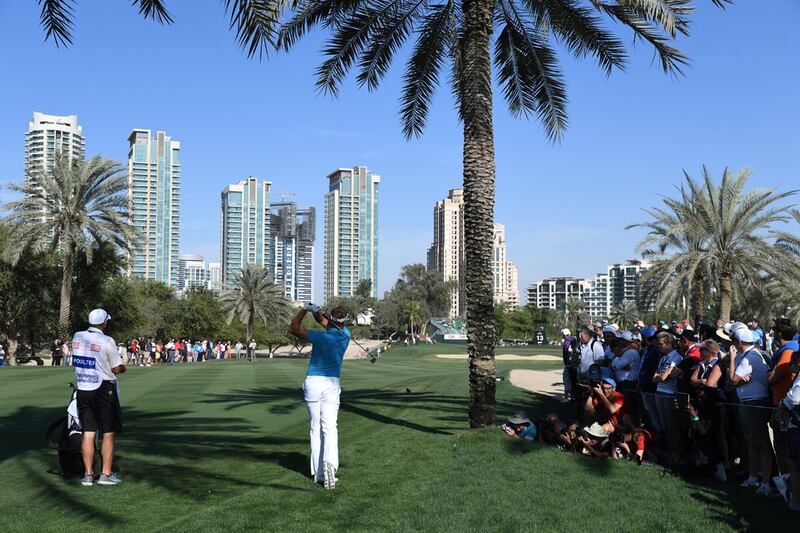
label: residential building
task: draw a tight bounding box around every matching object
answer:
[526,259,653,319]
[428,188,465,318]
[25,112,85,189]
[492,223,519,309]
[270,197,316,302]
[178,254,207,291]
[127,129,181,287]
[207,262,222,291]
[323,166,380,302]
[220,177,271,289]
[526,277,592,310]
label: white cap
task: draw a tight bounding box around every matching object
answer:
[561,328,571,336]
[733,327,757,344]
[610,323,620,331]
[88,308,111,325]
[620,330,635,342]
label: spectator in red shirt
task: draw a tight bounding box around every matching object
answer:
[585,376,627,433]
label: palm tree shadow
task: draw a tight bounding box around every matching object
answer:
[202,387,473,435]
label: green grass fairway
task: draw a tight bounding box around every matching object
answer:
[0,345,788,532]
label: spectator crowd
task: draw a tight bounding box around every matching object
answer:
[503,317,800,512]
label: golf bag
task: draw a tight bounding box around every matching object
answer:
[44,384,85,478]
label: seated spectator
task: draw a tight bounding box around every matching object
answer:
[500,412,537,441]
[611,424,651,463]
[577,423,612,458]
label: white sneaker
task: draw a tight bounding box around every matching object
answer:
[145,364,152,367]
[323,462,336,490]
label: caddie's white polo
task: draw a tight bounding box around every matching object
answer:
[72,327,123,391]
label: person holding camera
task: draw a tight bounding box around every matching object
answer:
[561,328,577,403]
[584,376,627,433]
[500,412,538,441]
[288,303,351,490]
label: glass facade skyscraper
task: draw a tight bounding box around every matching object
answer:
[323,166,380,302]
[127,129,181,287]
[270,198,316,302]
[220,177,271,289]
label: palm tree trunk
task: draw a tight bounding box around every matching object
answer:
[719,273,732,323]
[691,271,706,327]
[461,0,497,428]
[58,248,75,340]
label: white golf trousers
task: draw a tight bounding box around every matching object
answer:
[303,376,341,479]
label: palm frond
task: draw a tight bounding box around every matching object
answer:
[495,0,567,142]
[132,0,174,24]
[224,0,286,60]
[589,0,689,76]
[526,0,627,75]
[400,1,455,138]
[38,0,75,47]
[357,0,426,91]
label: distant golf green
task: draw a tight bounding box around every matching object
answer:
[0,345,786,531]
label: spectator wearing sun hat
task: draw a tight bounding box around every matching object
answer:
[501,412,538,441]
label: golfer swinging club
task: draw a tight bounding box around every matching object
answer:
[288,303,351,490]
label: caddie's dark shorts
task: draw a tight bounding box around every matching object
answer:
[77,380,122,434]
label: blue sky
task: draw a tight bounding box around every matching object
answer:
[1,1,798,302]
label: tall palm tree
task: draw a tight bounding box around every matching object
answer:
[610,299,638,329]
[221,264,293,342]
[630,167,798,323]
[2,154,136,338]
[405,300,422,338]
[33,0,731,427]
[627,181,710,324]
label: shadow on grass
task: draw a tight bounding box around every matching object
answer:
[201,387,486,436]
[2,403,314,526]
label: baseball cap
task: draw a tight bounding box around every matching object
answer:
[602,376,617,388]
[88,308,111,325]
[642,326,657,338]
[734,328,757,344]
[679,330,698,341]
[602,325,616,333]
[561,328,571,336]
[620,330,635,342]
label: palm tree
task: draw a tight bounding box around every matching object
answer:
[221,264,294,342]
[627,181,710,324]
[630,167,798,323]
[405,300,422,338]
[610,299,638,330]
[2,154,136,338]
[558,297,590,332]
[33,0,731,427]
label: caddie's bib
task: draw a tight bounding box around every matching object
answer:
[72,328,116,391]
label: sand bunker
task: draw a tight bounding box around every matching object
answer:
[435,354,561,361]
[508,369,565,399]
